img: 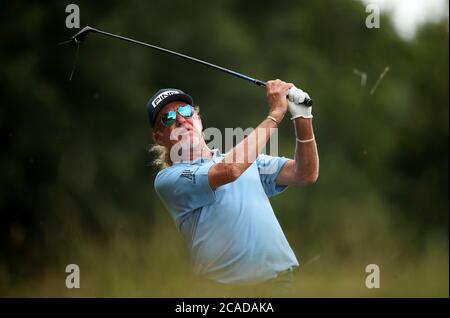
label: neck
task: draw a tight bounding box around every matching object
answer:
[170,139,213,162]
[190,140,213,160]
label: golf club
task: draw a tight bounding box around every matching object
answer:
[69,26,313,106]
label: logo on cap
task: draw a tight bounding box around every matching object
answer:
[151,90,180,108]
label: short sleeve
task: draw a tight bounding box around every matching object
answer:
[256,154,289,197]
[154,163,216,221]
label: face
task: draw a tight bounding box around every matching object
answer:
[152,101,203,149]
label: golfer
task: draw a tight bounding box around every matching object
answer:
[147,79,319,284]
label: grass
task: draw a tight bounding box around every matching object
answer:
[1,218,448,298]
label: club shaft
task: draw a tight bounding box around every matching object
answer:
[73,27,312,105]
[91,29,267,87]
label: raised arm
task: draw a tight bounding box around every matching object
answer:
[275,117,319,185]
[208,80,292,190]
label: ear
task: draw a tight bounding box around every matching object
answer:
[152,130,163,145]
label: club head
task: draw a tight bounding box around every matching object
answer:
[71,26,96,45]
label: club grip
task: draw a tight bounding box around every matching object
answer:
[303,97,313,106]
[255,80,313,106]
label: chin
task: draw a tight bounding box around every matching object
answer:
[178,134,202,149]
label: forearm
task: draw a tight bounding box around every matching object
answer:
[222,111,282,173]
[208,80,291,189]
[293,118,319,182]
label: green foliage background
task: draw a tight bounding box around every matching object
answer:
[0,0,448,296]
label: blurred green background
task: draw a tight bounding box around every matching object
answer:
[0,0,448,297]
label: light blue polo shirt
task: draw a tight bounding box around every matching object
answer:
[154,149,299,284]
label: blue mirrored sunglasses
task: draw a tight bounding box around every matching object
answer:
[161,105,194,127]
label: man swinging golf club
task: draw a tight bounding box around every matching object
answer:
[148,79,319,285]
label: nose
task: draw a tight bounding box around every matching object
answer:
[175,112,190,126]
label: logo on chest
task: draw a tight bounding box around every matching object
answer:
[181,169,196,184]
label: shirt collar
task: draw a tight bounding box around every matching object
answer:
[173,148,222,165]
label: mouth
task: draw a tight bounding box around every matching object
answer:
[179,127,193,135]
[170,125,201,145]
[173,126,194,141]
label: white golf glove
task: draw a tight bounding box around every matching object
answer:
[287,86,313,119]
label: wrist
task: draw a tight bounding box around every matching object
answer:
[268,110,285,123]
